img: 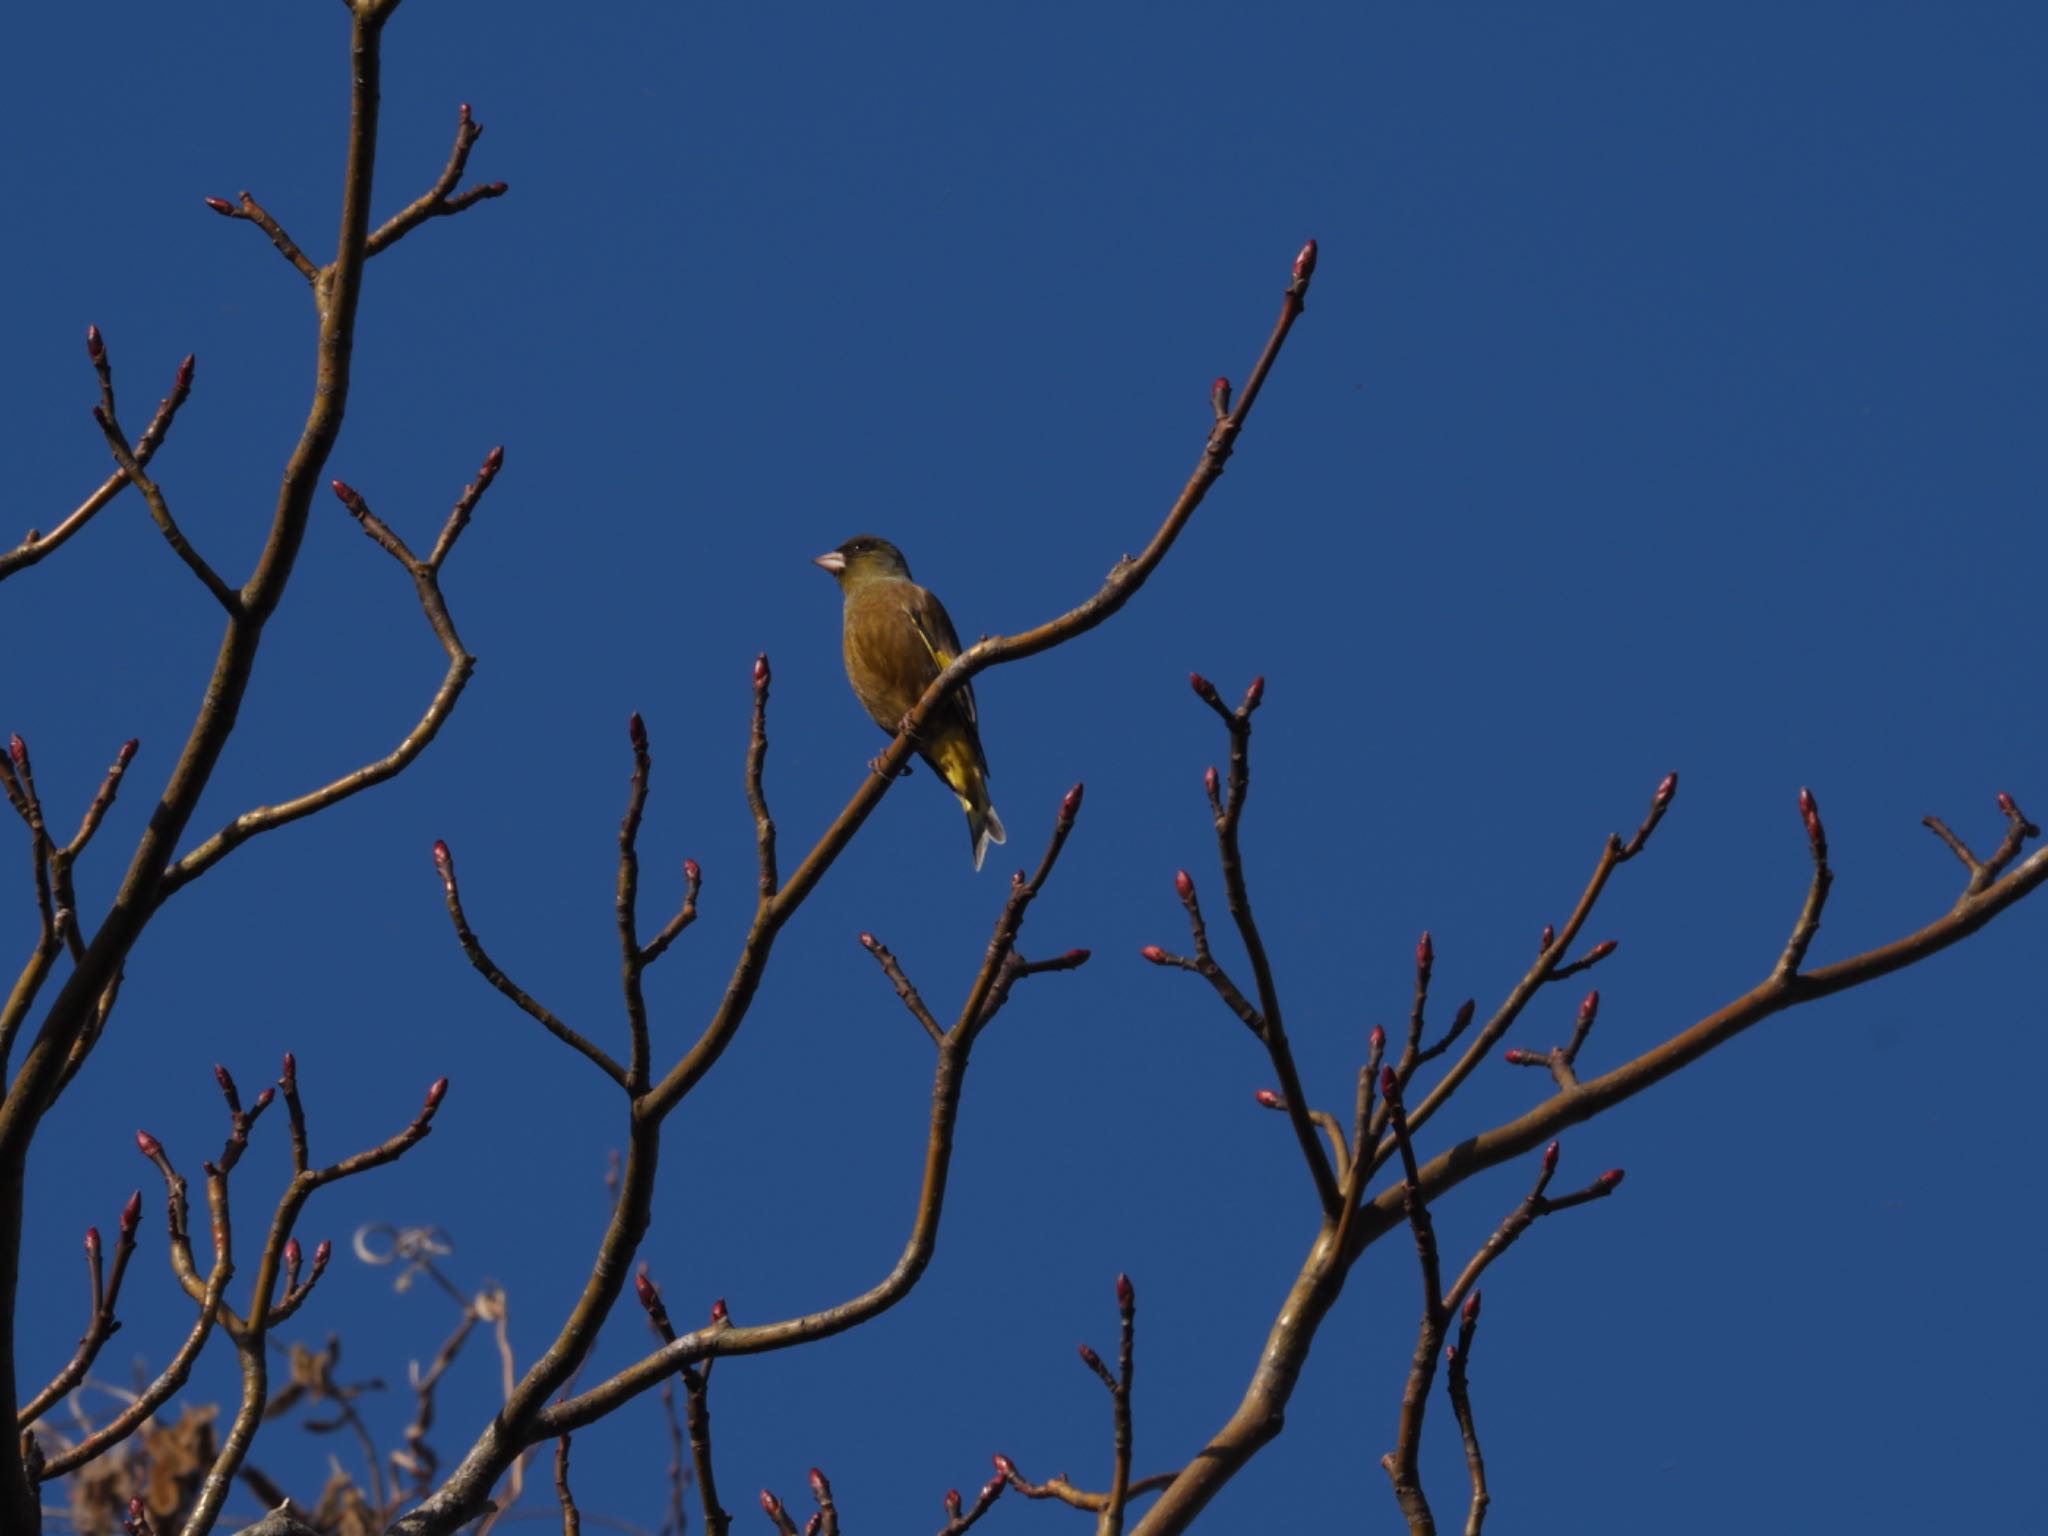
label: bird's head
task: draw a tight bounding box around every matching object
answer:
[812,534,912,587]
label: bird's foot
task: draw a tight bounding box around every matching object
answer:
[869,754,913,780]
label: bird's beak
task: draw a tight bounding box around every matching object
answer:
[812,550,846,575]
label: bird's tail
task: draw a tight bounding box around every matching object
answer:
[969,796,1007,873]
[932,736,1006,871]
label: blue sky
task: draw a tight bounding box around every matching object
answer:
[5,3,2045,1532]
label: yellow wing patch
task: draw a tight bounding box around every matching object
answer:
[903,603,953,670]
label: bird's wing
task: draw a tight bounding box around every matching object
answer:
[903,585,988,773]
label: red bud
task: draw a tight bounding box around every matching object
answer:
[858,932,877,950]
[175,355,195,393]
[1116,1272,1133,1308]
[135,1129,160,1158]
[121,1190,142,1232]
[985,1471,1009,1496]
[1463,1290,1482,1325]
[487,181,508,194]
[992,1455,1016,1477]
[1174,869,1194,900]
[1139,944,1169,964]
[1293,239,1318,282]
[1204,765,1219,797]
[8,735,24,767]
[1579,990,1600,1023]
[1598,1168,1625,1188]
[1077,1343,1100,1368]
[214,1063,236,1096]
[1799,787,1824,853]
[1416,931,1433,973]
[203,196,235,216]
[253,1087,274,1111]
[1210,375,1232,413]
[1542,1140,1559,1173]
[1060,948,1091,965]
[424,1077,449,1110]
[1379,1066,1399,1102]
[330,478,357,504]
[459,102,472,121]
[280,1052,297,1088]
[85,1226,100,1256]
[944,1490,962,1515]
[118,738,140,766]
[684,857,700,883]
[1655,771,1678,807]
[711,1297,729,1323]
[753,653,770,691]
[809,1468,831,1500]
[1242,676,1265,709]
[481,444,504,477]
[1503,1048,1532,1065]
[1189,671,1216,701]
[1589,939,1617,962]
[286,1237,301,1269]
[1998,791,2017,816]
[635,1270,657,1308]
[1059,781,1084,825]
[86,324,105,361]
[1369,1023,1386,1054]
[1253,1088,1283,1109]
[1540,923,1555,952]
[628,712,646,752]
[313,1239,332,1268]
[432,839,451,870]
[760,1491,783,1518]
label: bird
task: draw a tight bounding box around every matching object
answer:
[814,535,1006,870]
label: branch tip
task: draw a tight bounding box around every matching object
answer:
[753,652,770,691]
[84,1225,100,1256]
[628,711,647,752]
[203,195,235,216]
[710,1297,728,1324]
[1139,944,1169,965]
[1293,238,1318,283]
[1416,929,1434,974]
[1254,1088,1284,1110]
[1542,1139,1560,1174]
[1656,770,1679,807]
[1242,674,1265,711]
[1059,780,1085,825]
[1116,1271,1134,1309]
[1800,786,1827,859]
[1599,1168,1625,1189]
[1174,868,1194,900]
[1369,1022,1386,1053]
[121,1190,142,1232]
[135,1129,160,1158]
[1463,1289,1482,1325]
[86,324,105,361]
[424,1076,449,1112]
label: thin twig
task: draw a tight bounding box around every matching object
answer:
[429,842,627,1086]
[367,102,508,257]
[2,349,193,583]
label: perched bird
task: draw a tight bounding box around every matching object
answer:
[814,535,1006,870]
